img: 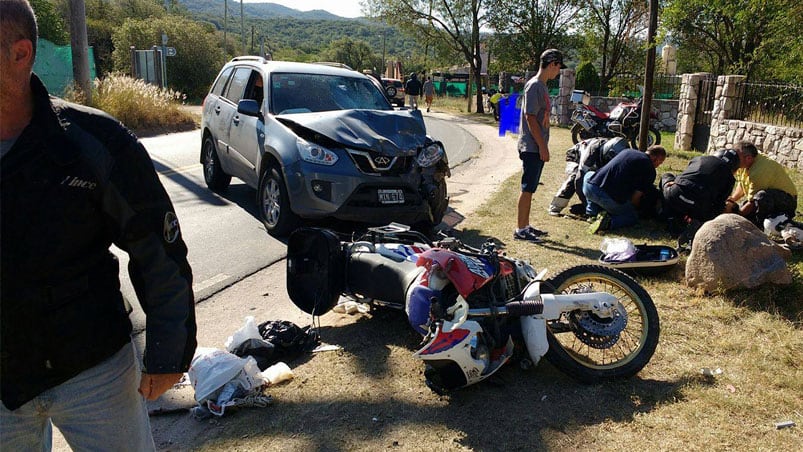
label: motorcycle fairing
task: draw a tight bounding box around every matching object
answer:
[415,326,471,355]
[416,249,495,298]
[414,319,513,390]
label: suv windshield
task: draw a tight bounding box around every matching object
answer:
[270,73,391,114]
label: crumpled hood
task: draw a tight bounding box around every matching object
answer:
[277,109,427,155]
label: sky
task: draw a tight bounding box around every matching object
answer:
[244,0,365,18]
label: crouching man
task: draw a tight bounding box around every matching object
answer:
[728,140,798,225]
[582,146,666,233]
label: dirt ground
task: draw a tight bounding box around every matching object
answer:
[145,111,528,451]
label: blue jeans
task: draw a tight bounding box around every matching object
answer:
[0,342,155,451]
[582,171,639,229]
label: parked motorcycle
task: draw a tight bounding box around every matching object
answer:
[571,96,661,149]
[286,224,660,393]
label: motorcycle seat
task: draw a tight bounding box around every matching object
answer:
[585,104,609,119]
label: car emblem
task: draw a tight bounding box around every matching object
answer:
[374,156,391,167]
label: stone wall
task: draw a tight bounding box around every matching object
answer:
[707,75,803,170]
[710,120,803,170]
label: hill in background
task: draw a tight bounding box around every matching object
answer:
[178,0,354,21]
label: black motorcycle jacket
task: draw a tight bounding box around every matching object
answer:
[0,74,197,411]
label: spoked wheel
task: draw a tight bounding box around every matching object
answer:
[571,124,597,144]
[541,265,659,382]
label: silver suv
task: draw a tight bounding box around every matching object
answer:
[201,57,449,236]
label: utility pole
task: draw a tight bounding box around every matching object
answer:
[381,28,386,77]
[69,0,91,105]
[638,0,659,151]
[224,0,228,57]
[240,0,245,55]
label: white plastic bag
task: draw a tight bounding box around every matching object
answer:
[188,348,265,404]
[600,237,637,262]
[225,316,262,352]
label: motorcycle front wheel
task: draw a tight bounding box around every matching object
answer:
[540,265,659,383]
[571,124,598,144]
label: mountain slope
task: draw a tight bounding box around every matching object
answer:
[178,0,353,21]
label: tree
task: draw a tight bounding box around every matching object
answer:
[365,0,489,113]
[322,37,380,71]
[578,0,648,92]
[112,15,225,99]
[486,0,579,71]
[575,61,600,93]
[30,0,69,45]
[662,0,803,82]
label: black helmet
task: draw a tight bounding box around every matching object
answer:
[714,149,740,172]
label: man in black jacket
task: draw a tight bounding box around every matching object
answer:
[0,1,196,449]
[404,72,422,109]
[660,149,740,222]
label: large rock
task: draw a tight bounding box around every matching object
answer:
[686,214,792,291]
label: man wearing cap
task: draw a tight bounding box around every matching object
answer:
[728,140,798,225]
[660,149,739,223]
[513,49,566,243]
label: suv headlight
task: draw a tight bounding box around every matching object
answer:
[297,137,338,166]
[416,142,445,168]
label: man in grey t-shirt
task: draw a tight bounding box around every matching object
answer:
[513,49,566,243]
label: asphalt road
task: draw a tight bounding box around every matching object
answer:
[119,115,480,331]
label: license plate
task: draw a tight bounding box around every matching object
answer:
[378,189,404,204]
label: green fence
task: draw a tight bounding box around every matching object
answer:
[33,38,96,96]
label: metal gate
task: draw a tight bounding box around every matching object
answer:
[692,75,717,152]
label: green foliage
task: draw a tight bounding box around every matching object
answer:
[577,0,648,89]
[321,38,380,72]
[485,0,578,72]
[111,14,225,99]
[30,0,69,45]
[575,61,600,93]
[661,0,803,82]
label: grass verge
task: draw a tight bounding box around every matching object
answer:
[169,102,803,451]
[66,73,198,136]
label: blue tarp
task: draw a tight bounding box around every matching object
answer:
[498,93,521,136]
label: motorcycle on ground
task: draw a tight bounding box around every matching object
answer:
[286,224,660,393]
[570,94,661,149]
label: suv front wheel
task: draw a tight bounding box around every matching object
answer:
[202,135,231,191]
[259,164,299,236]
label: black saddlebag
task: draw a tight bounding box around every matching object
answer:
[287,228,345,315]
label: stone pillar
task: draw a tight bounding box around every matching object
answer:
[708,75,747,151]
[674,72,710,151]
[556,68,576,125]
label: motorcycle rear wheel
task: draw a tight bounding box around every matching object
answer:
[629,127,661,149]
[571,124,597,144]
[541,265,659,383]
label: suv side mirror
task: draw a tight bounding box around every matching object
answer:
[237,99,262,118]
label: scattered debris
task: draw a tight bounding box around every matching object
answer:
[725,384,736,393]
[333,299,370,315]
[700,367,723,377]
[775,420,796,430]
[312,344,342,353]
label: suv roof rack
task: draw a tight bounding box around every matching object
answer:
[231,56,268,64]
[313,61,354,71]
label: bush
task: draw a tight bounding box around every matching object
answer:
[112,15,225,100]
[70,73,195,131]
[576,62,601,94]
